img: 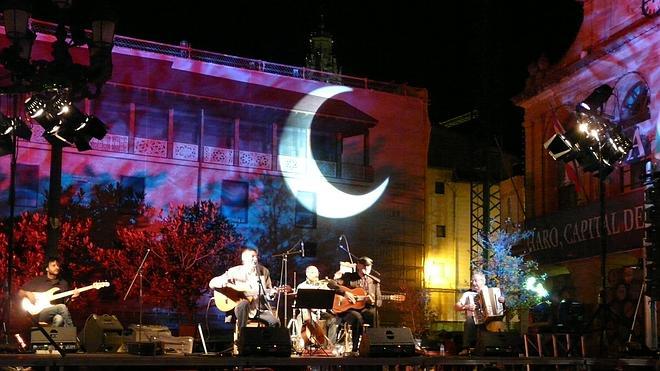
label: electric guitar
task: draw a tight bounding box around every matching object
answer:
[332,286,406,314]
[213,283,291,312]
[21,281,110,316]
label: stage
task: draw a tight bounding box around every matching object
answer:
[0,353,657,370]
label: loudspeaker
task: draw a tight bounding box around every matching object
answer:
[81,314,124,353]
[31,326,78,352]
[359,327,415,357]
[126,341,164,356]
[475,332,522,356]
[237,327,291,357]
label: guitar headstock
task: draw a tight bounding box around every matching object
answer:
[390,294,406,302]
[93,281,110,289]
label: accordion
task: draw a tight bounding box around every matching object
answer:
[474,287,504,325]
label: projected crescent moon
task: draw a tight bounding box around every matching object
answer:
[278,86,389,219]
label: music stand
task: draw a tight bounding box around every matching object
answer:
[294,289,335,355]
[294,289,335,311]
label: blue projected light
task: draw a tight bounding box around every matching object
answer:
[278,86,389,219]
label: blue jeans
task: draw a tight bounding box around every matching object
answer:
[38,304,73,327]
[234,300,280,329]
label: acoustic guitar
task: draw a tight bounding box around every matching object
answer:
[213,283,291,312]
[21,281,110,316]
[332,286,406,314]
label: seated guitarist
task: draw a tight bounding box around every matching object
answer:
[329,256,381,353]
[18,256,78,327]
[209,247,281,330]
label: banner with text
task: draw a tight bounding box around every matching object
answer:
[517,190,645,264]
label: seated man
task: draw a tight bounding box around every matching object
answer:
[296,265,338,346]
[18,256,78,327]
[209,247,280,330]
[329,256,381,353]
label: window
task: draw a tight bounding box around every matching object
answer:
[279,127,306,157]
[436,225,446,238]
[204,114,234,149]
[173,109,200,144]
[239,120,271,153]
[90,86,131,136]
[295,191,317,228]
[311,131,337,162]
[16,164,39,207]
[221,180,248,223]
[435,182,445,194]
[135,106,168,140]
[620,82,650,126]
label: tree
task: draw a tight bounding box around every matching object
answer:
[96,201,243,319]
[0,211,101,328]
[473,229,545,317]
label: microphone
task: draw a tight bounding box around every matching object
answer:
[301,240,305,258]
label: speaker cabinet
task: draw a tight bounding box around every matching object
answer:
[237,327,291,357]
[359,327,415,357]
[30,326,78,352]
[81,314,124,353]
[475,332,522,356]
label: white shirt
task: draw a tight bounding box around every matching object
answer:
[457,290,479,318]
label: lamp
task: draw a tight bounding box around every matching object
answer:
[577,84,614,112]
[545,84,633,355]
[1,0,116,340]
[1,0,116,99]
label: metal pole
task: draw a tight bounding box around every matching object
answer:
[46,144,63,257]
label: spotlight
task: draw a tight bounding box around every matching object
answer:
[544,133,577,162]
[25,94,59,132]
[578,84,613,112]
[75,115,108,140]
[0,116,32,141]
[0,114,32,157]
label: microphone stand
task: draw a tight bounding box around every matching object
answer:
[273,240,303,327]
[338,236,381,276]
[123,248,152,342]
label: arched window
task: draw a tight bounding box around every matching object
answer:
[619,80,650,126]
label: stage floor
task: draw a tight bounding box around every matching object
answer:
[0,353,657,370]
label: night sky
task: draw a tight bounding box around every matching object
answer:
[36,1,584,157]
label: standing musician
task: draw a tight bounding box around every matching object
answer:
[329,256,381,353]
[18,256,79,327]
[209,248,281,330]
[295,265,338,345]
[454,271,505,355]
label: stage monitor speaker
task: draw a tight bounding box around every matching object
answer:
[476,332,522,356]
[359,327,415,357]
[81,314,124,353]
[237,327,291,357]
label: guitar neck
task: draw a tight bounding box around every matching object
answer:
[51,284,97,301]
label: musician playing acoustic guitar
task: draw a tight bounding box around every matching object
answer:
[329,256,381,353]
[18,256,79,327]
[208,247,280,330]
[454,271,505,355]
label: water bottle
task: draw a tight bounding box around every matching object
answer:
[439,343,445,356]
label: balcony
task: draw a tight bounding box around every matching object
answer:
[25,129,373,182]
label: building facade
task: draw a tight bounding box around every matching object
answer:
[0,24,430,296]
[516,0,658,350]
